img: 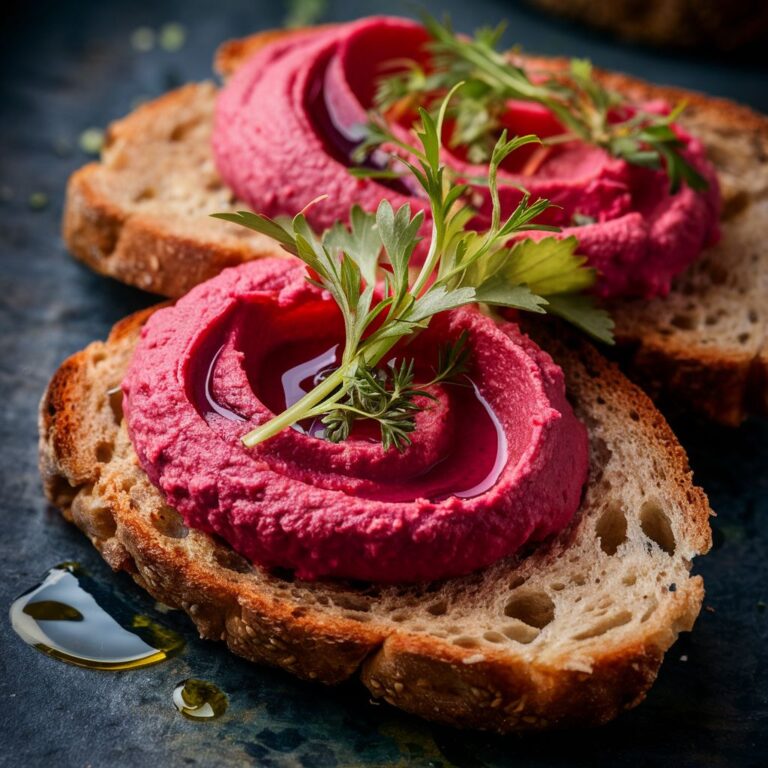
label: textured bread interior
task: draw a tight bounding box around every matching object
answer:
[64,83,283,295]
[40,307,711,731]
[63,40,768,423]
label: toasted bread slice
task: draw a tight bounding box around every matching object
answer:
[62,27,768,425]
[39,304,711,732]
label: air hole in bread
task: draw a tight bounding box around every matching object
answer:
[150,506,188,538]
[721,189,750,220]
[596,502,628,555]
[670,314,695,331]
[213,547,251,573]
[108,388,124,424]
[550,582,565,591]
[583,363,600,379]
[738,332,750,344]
[332,594,371,612]
[205,178,224,193]
[483,631,506,644]
[502,623,539,644]
[640,501,676,555]
[641,599,658,622]
[509,575,526,590]
[590,437,612,480]
[48,474,79,507]
[623,573,637,586]
[504,590,555,629]
[391,612,408,622]
[134,187,155,203]
[95,441,113,463]
[169,120,197,142]
[572,611,632,640]
[706,262,728,285]
[452,636,480,649]
[427,600,448,616]
[748,309,758,323]
[572,573,586,586]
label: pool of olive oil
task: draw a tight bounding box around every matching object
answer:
[173,678,228,720]
[9,562,185,670]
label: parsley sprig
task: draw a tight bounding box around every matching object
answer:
[213,90,613,450]
[374,15,708,193]
[321,333,469,451]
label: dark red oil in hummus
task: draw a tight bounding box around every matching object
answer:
[255,340,509,502]
[191,314,509,503]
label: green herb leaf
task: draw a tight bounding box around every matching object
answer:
[473,277,547,312]
[544,294,615,345]
[500,236,596,296]
[324,205,382,286]
[370,13,708,194]
[211,211,298,254]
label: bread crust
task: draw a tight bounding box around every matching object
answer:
[39,305,711,732]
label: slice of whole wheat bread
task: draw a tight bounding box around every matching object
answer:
[62,27,768,425]
[39,305,711,732]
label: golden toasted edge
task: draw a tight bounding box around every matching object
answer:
[38,305,711,732]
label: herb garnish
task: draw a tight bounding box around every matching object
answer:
[321,333,469,451]
[373,15,707,193]
[213,90,613,450]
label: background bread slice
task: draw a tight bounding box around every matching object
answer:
[39,304,711,732]
[526,0,768,51]
[62,28,768,425]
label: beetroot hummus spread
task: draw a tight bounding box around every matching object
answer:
[213,16,721,299]
[122,259,589,583]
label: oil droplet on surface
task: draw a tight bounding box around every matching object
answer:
[9,562,185,670]
[173,679,228,720]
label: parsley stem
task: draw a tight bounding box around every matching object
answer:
[240,335,403,446]
[241,366,346,446]
[411,218,441,297]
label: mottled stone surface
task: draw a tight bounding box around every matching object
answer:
[1,1,767,766]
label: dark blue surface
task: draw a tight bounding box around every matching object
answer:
[1,1,767,766]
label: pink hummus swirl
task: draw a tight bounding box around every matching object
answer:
[122,259,589,583]
[213,16,721,299]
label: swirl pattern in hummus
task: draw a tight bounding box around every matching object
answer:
[123,259,589,582]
